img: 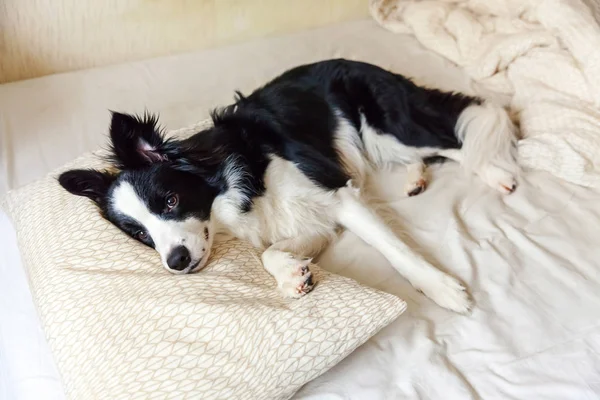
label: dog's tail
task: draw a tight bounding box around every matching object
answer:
[455,100,519,176]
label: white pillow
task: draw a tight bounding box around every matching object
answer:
[1,123,406,400]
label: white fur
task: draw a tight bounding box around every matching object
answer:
[333,114,369,188]
[360,114,440,167]
[212,155,339,297]
[111,182,213,274]
[455,101,519,193]
[210,154,254,231]
[334,181,471,313]
[212,155,339,249]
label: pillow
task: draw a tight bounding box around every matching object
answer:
[0,122,406,400]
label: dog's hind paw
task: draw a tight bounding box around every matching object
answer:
[480,165,518,194]
[405,178,427,197]
[404,162,427,197]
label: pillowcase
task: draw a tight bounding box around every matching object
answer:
[0,122,406,400]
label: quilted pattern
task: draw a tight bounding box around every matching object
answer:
[1,122,406,400]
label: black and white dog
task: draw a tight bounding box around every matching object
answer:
[59,59,519,313]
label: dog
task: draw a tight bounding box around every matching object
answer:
[58,59,519,313]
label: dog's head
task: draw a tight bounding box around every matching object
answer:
[58,112,220,274]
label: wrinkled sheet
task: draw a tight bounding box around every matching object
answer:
[296,163,600,399]
[2,18,600,400]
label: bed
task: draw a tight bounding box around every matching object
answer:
[2,18,600,400]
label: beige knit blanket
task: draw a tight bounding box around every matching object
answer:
[371,0,600,188]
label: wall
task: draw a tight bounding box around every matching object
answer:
[0,0,368,83]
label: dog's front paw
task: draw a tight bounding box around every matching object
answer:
[417,274,472,314]
[278,256,315,298]
[278,259,315,299]
[263,251,316,298]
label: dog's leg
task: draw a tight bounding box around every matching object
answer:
[334,181,472,313]
[438,148,517,194]
[455,101,520,194]
[261,234,330,298]
[404,161,427,197]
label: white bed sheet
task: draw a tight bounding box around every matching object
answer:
[2,18,600,400]
[295,164,600,399]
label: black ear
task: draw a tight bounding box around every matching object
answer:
[58,169,115,205]
[108,111,168,168]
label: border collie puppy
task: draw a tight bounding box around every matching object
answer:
[59,59,519,313]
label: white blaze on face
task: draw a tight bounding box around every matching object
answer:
[111,182,212,274]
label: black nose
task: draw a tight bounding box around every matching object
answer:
[167,246,191,271]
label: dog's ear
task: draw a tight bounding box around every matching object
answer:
[108,111,168,168]
[58,169,115,205]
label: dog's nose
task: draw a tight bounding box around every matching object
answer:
[167,246,191,271]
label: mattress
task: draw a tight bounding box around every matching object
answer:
[2,18,600,399]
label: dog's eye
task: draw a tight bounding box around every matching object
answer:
[136,231,149,241]
[166,194,178,210]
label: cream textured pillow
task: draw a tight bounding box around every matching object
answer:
[1,123,406,400]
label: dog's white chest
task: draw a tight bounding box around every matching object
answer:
[212,156,338,248]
